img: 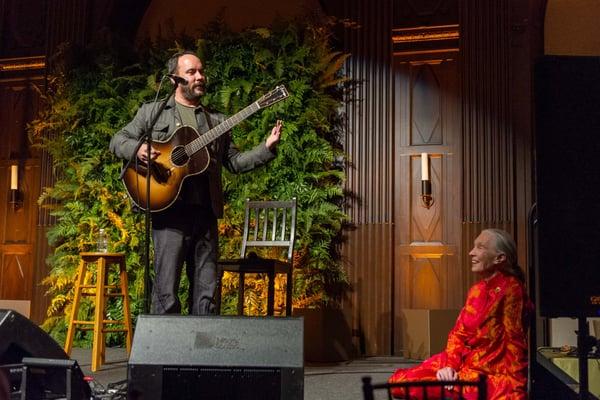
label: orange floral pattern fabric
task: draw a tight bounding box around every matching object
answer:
[389,272,531,399]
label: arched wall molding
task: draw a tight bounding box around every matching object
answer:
[545,0,600,55]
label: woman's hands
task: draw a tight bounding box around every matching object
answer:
[436,366,457,390]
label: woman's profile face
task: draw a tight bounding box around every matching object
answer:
[468,231,504,275]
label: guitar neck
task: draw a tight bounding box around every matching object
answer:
[186,102,261,155]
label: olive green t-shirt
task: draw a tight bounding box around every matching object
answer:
[176,102,198,130]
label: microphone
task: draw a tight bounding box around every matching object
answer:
[165,74,188,86]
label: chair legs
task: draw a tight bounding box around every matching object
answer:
[267,271,275,316]
[237,272,245,315]
[285,270,293,316]
[216,268,292,316]
[214,270,223,314]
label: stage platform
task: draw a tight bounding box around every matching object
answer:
[70,347,418,399]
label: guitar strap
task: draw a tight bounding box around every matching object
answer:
[202,108,214,131]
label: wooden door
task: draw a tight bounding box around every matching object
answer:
[0,77,43,311]
[392,47,463,355]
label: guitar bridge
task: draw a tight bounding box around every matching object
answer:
[151,162,171,183]
[132,161,171,184]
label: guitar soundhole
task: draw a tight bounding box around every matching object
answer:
[171,146,189,167]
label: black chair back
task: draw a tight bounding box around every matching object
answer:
[361,374,487,400]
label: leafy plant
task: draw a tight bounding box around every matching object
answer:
[31,16,349,344]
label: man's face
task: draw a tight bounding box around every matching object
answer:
[176,54,206,102]
[468,231,503,274]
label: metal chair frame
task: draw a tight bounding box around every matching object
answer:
[361,374,487,400]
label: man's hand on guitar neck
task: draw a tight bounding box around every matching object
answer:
[137,143,161,163]
[266,120,283,151]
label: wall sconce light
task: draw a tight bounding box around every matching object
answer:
[9,164,23,211]
[421,153,433,209]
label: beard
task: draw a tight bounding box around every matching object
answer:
[181,82,205,102]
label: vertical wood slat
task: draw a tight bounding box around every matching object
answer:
[343,0,393,225]
[461,1,512,242]
[461,0,514,226]
[31,226,51,323]
[343,223,392,356]
[460,0,519,289]
[340,0,393,355]
[39,0,91,226]
[45,0,90,57]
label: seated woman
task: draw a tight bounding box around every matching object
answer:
[389,229,532,400]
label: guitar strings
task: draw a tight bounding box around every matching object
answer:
[172,103,260,164]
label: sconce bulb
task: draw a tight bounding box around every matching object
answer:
[10,165,18,190]
[421,153,429,181]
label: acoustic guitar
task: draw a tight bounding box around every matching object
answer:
[122,85,289,212]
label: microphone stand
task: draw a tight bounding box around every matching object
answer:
[121,80,179,314]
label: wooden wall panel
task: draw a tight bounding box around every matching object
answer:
[411,64,443,145]
[0,71,45,321]
[1,163,40,242]
[460,0,514,291]
[0,83,38,159]
[45,0,91,55]
[0,244,33,299]
[343,223,393,356]
[343,9,394,224]
[31,227,52,323]
[0,161,41,308]
[459,0,538,289]
[393,0,458,29]
[392,53,462,355]
[339,0,394,355]
[0,0,47,57]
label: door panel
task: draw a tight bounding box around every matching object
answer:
[393,52,462,355]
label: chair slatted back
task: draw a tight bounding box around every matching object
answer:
[240,198,297,261]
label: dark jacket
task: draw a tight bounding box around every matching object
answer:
[109,95,275,217]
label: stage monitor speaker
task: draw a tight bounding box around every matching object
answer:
[0,309,90,399]
[128,315,304,400]
[535,55,600,318]
[20,357,91,400]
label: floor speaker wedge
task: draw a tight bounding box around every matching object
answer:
[0,309,90,399]
[534,55,600,318]
[0,310,67,365]
[127,315,304,400]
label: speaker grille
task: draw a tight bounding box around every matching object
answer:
[127,315,303,400]
[162,366,281,399]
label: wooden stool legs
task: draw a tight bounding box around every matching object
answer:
[64,258,86,356]
[64,252,132,372]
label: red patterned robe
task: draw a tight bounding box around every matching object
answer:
[389,272,531,399]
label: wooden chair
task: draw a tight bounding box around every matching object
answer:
[216,198,297,316]
[361,375,487,400]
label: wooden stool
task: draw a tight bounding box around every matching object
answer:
[64,252,133,371]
